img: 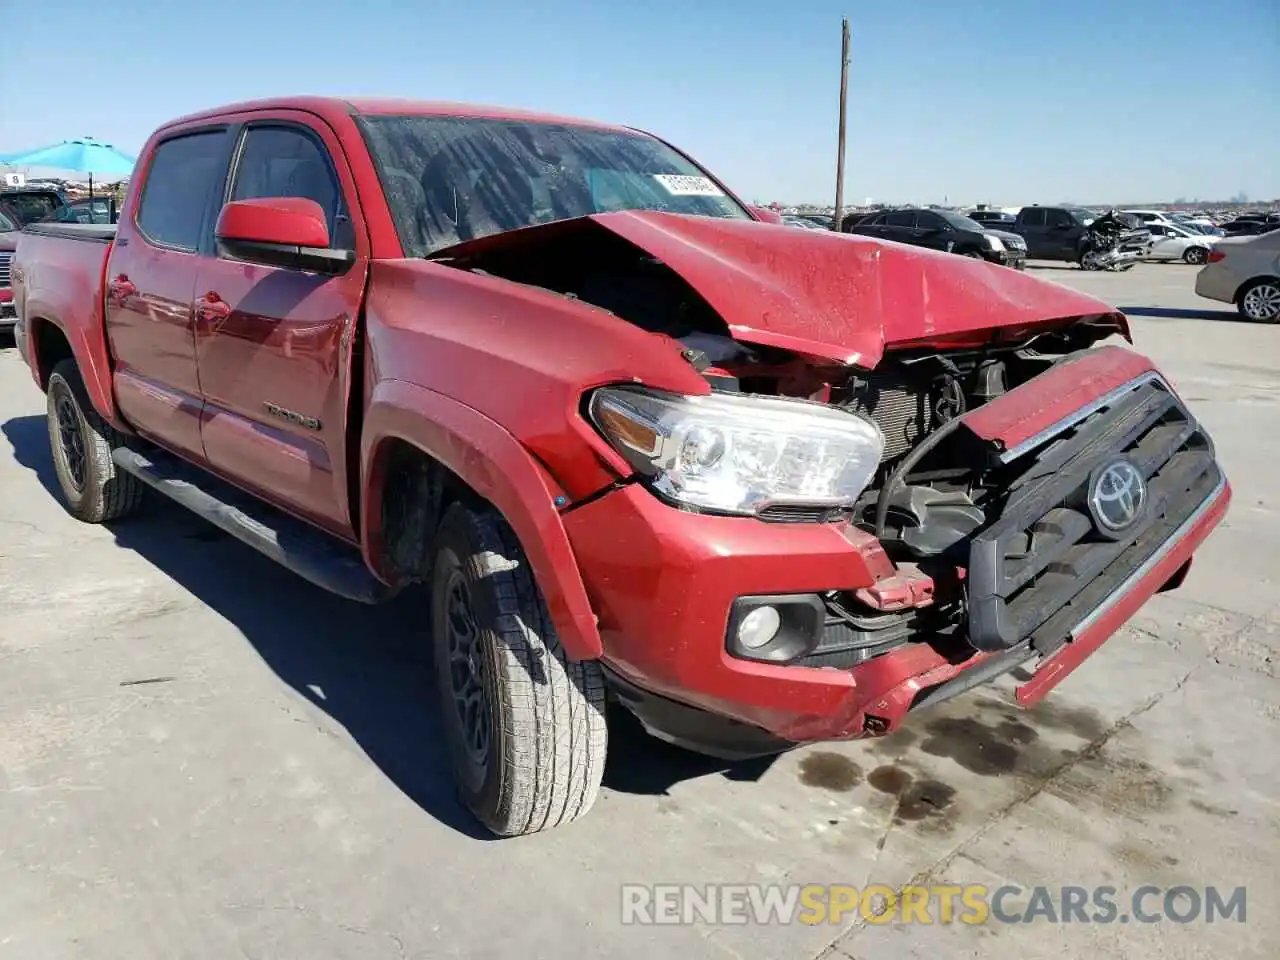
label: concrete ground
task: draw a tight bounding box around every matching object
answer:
[0,261,1275,960]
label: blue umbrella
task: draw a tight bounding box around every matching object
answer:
[0,137,136,198]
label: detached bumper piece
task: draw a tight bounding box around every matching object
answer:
[966,372,1222,655]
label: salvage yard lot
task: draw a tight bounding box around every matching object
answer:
[0,261,1275,960]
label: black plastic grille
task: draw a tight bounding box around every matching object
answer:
[966,374,1221,652]
[0,252,11,287]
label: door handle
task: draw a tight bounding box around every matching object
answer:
[195,292,232,323]
[108,276,137,300]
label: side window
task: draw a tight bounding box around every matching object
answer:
[1046,209,1073,228]
[135,131,227,250]
[1147,224,1167,236]
[885,211,916,228]
[916,212,947,231]
[230,125,352,249]
[1020,208,1046,227]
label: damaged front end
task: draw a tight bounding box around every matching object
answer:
[432,211,1226,733]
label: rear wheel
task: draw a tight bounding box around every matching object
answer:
[1183,246,1209,265]
[46,359,145,523]
[430,503,607,836]
[1238,279,1280,323]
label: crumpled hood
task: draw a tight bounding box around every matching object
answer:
[434,211,1126,368]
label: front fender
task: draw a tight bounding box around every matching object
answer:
[361,378,603,661]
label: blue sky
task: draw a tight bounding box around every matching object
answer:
[2,0,1276,205]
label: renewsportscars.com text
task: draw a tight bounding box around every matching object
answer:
[620,883,1247,926]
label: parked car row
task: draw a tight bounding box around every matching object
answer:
[844,207,1027,268]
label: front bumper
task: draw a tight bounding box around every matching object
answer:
[563,347,1230,750]
[982,248,1027,269]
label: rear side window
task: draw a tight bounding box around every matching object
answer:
[1020,208,1046,227]
[885,211,916,227]
[230,125,351,248]
[136,132,227,250]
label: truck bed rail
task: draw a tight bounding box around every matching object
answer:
[22,223,116,243]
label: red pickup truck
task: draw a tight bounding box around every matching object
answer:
[10,97,1230,836]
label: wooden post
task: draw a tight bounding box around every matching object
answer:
[832,17,851,231]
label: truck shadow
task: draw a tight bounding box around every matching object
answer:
[1117,305,1245,323]
[2,413,763,836]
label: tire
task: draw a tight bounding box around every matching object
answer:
[46,359,145,523]
[1080,252,1102,271]
[1237,279,1280,323]
[961,249,985,259]
[1183,246,1209,265]
[430,502,607,836]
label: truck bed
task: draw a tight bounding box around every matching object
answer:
[12,221,116,414]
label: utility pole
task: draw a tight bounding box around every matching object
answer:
[832,17,851,231]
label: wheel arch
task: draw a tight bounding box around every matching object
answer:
[1234,274,1280,304]
[360,380,604,661]
[23,310,119,423]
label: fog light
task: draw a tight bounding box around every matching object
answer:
[737,605,782,650]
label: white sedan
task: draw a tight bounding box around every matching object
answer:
[1144,221,1216,265]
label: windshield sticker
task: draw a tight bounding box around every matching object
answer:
[653,174,725,197]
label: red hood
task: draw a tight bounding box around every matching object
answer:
[434,211,1126,368]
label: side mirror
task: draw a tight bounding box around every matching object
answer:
[215,197,354,275]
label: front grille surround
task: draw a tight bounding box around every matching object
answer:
[965,373,1220,652]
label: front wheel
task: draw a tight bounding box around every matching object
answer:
[46,359,145,523]
[1080,251,1103,271]
[1183,246,1209,265]
[430,503,607,836]
[1238,279,1280,323]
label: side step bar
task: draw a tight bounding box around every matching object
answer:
[112,447,392,605]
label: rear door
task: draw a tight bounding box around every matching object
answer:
[880,210,918,245]
[193,114,369,538]
[913,211,953,251]
[1017,208,1048,257]
[1145,223,1175,259]
[106,127,234,460]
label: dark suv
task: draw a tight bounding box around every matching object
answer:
[848,208,1027,268]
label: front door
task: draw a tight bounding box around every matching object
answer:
[105,128,233,461]
[193,116,369,538]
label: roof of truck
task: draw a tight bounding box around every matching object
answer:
[159,96,632,135]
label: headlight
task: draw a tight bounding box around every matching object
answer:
[588,387,884,516]
[985,234,1006,252]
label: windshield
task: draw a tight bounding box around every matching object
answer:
[358,115,751,256]
[939,210,986,232]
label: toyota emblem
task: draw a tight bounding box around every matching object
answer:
[1087,458,1148,536]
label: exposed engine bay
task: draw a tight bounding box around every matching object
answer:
[441,222,1194,669]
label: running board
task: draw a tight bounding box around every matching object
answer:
[112,447,391,604]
